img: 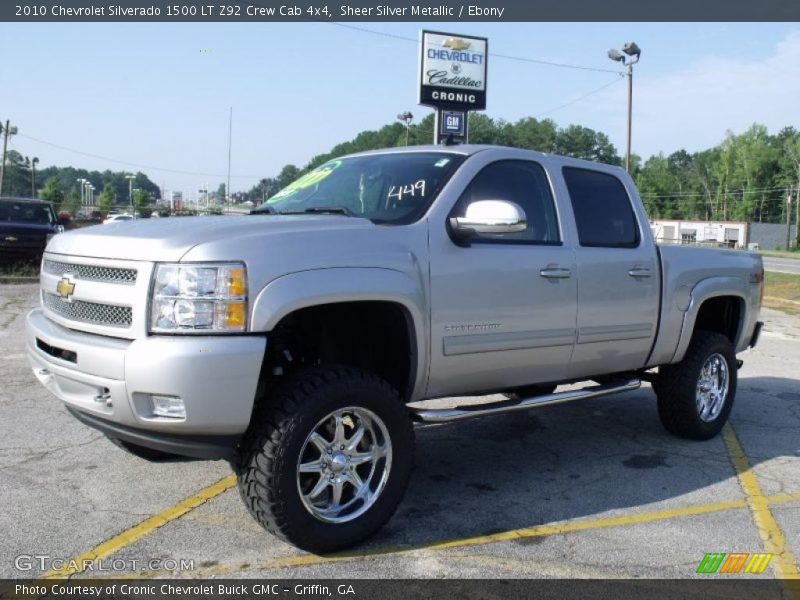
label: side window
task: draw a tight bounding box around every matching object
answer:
[452,160,560,244]
[562,167,639,248]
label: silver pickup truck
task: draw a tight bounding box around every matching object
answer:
[25,145,764,552]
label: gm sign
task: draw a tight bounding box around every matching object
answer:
[419,30,488,111]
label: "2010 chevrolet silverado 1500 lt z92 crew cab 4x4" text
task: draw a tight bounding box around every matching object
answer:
[26,145,763,552]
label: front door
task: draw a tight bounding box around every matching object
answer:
[427,159,578,398]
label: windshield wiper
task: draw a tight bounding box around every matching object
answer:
[250,206,276,214]
[279,206,356,217]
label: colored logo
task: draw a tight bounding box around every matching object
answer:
[56,277,76,301]
[442,37,471,51]
[696,552,772,574]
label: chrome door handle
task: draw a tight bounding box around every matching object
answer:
[628,268,652,278]
[540,268,572,279]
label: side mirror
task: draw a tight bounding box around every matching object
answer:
[449,200,527,244]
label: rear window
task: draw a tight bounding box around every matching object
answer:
[0,201,54,224]
[562,168,638,248]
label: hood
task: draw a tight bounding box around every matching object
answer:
[44,215,375,262]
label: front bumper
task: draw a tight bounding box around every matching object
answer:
[26,308,266,459]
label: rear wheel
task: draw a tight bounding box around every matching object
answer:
[236,366,414,553]
[655,331,737,440]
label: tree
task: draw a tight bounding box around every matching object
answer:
[39,178,65,210]
[276,165,301,189]
[216,183,227,202]
[133,189,150,215]
[62,186,81,216]
[97,182,116,212]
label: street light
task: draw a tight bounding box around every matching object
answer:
[30,157,39,198]
[0,120,19,196]
[125,174,136,214]
[77,178,86,207]
[397,111,414,146]
[608,42,641,173]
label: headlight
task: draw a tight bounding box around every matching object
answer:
[150,262,247,333]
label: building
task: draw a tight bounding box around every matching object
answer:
[650,220,747,248]
[650,220,797,250]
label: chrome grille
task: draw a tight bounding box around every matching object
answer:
[42,260,137,284]
[42,292,132,328]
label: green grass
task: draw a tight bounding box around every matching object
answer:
[764,272,800,315]
[760,248,800,259]
[0,259,40,280]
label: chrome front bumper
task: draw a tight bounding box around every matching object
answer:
[26,308,266,447]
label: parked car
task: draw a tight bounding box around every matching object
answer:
[26,145,764,552]
[102,214,134,225]
[0,197,62,260]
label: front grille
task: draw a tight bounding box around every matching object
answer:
[42,292,132,328]
[42,260,137,284]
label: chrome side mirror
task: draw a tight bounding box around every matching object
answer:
[450,200,527,243]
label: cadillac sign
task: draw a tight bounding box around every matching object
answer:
[419,30,488,111]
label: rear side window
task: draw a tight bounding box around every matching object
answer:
[562,167,639,248]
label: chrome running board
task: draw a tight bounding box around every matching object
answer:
[409,379,641,424]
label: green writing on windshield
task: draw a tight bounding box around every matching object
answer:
[267,160,342,204]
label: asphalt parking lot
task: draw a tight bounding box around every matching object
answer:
[2,282,799,581]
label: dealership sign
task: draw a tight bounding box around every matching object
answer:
[419,30,487,111]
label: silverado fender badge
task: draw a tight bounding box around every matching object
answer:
[56,277,76,302]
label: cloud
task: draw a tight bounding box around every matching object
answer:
[595,31,800,158]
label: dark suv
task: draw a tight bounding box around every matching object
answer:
[0,197,62,261]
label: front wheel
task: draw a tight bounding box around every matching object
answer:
[235,366,414,553]
[655,330,737,440]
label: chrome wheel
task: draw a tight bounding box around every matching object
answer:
[296,407,392,524]
[696,353,729,422]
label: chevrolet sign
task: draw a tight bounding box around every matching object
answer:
[419,30,488,111]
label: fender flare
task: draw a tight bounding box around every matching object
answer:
[671,276,749,363]
[250,267,428,400]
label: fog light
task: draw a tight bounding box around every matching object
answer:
[151,395,186,419]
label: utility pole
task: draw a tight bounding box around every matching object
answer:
[607,43,641,173]
[226,107,233,214]
[31,157,39,198]
[796,182,800,250]
[126,174,135,215]
[0,120,19,196]
[786,191,793,251]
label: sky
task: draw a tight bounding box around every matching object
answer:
[2,21,800,198]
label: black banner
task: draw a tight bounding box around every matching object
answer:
[3,0,800,22]
[1,579,797,600]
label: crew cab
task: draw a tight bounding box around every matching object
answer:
[25,146,763,552]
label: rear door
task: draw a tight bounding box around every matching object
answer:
[560,167,660,377]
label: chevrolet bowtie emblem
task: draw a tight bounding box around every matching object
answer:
[56,277,76,301]
[442,37,471,51]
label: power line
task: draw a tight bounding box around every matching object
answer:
[640,185,794,198]
[16,132,262,178]
[535,76,625,118]
[329,22,623,74]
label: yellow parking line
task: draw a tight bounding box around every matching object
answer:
[41,474,236,579]
[722,423,799,579]
[42,454,800,580]
[190,498,751,577]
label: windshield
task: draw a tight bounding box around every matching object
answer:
[0,201,55,225]
[255,152,465,223]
